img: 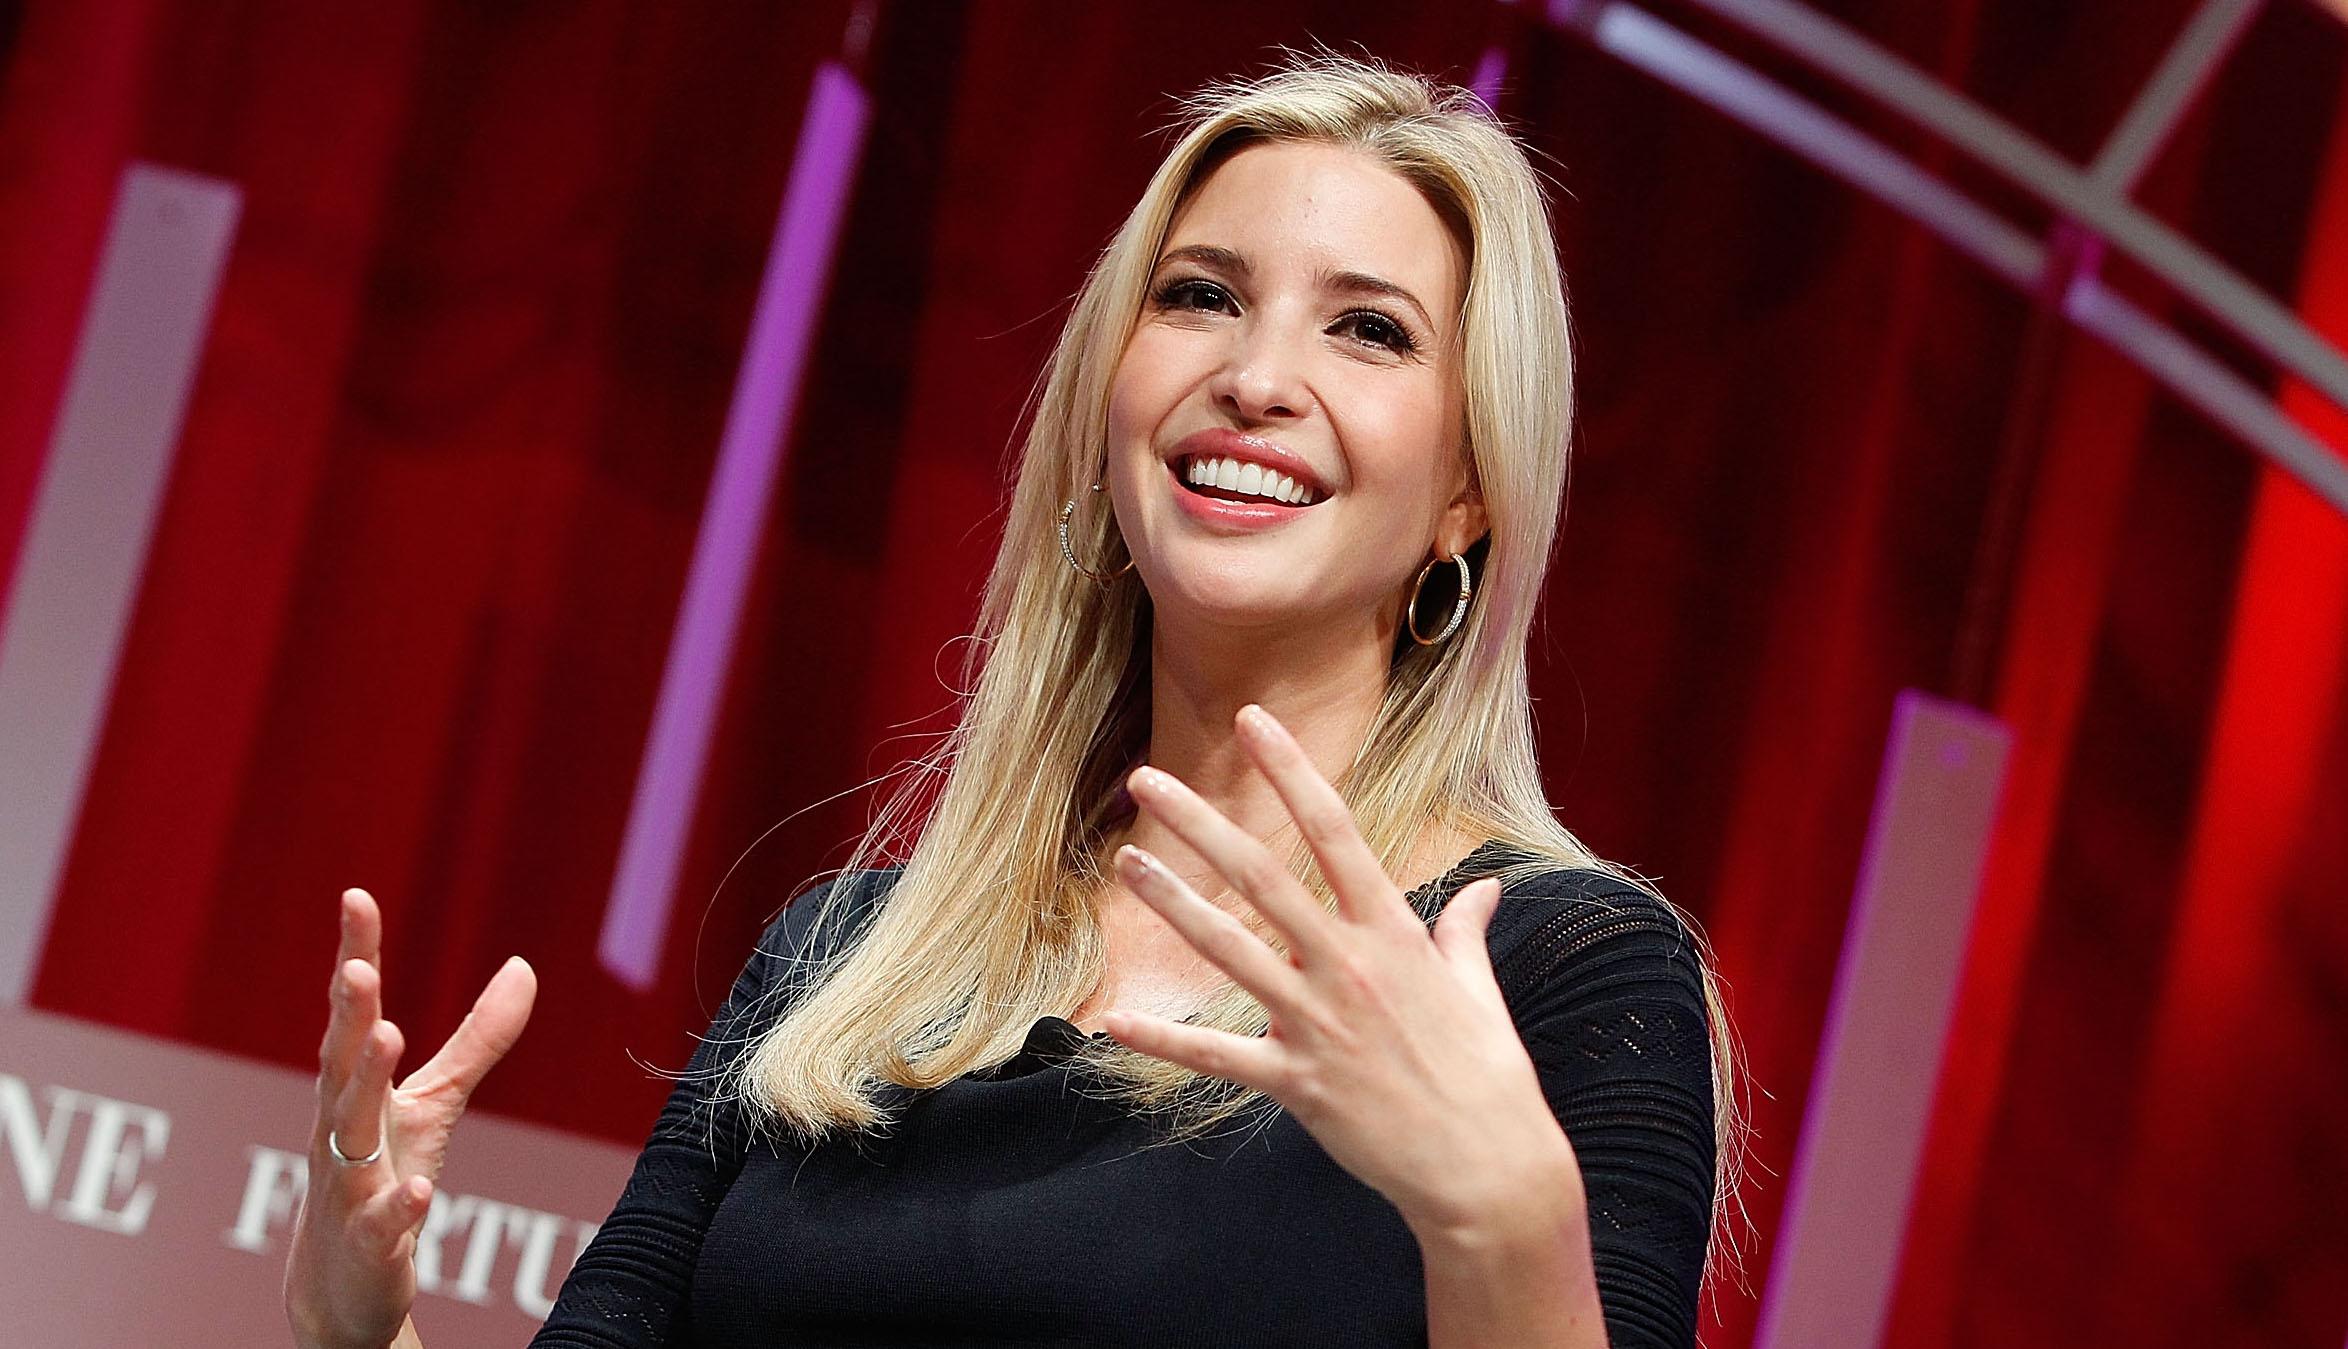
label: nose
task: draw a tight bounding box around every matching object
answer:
[1209,312,1313,423]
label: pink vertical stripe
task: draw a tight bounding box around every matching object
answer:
[1471,44,1509,108]
[1755,690,2012,1348]
[0,164,241,1005]
[597,63,871,989]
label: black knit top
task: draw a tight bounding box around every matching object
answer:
[530,841,1717,1347]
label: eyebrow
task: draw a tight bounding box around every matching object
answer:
[1152,244,1438,332]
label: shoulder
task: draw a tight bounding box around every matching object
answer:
[1473,859,1717,1101]
[1459,850,1706,997]
[747,866,906,991]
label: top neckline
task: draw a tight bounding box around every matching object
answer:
[1402,836,1514,905]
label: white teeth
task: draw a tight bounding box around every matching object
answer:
[1179,456,1319,505]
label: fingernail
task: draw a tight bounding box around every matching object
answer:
[1131,767,1168,796]
[1239,704,1277,737]
[1114,845,1153,878]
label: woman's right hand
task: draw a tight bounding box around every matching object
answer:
[285,888,538,1349]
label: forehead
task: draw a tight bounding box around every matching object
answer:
[1162,140,1464,316]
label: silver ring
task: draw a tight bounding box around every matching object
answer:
[326,1128,384,1167]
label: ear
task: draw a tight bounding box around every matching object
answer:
[1435,465,1489,560]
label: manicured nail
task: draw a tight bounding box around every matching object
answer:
[1131,767,1169,796]
[1115,845,1152,878]
[1239,704,1278,738]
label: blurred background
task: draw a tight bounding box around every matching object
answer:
[2,1,2345,1345]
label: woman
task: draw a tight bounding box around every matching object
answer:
[288,53,1741,1348]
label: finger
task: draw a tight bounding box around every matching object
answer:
[329,1018,404,1168]
[405,956,537,1098]
[318,956,383,1100]
[1100,1008,1283,1094]
[349,1172,434,1261]
[336,888,383,972]
[1115,846,1308,1018]
[1432,878,1506,987]
[1125,765,1336,963]
[1233,704,1397,924]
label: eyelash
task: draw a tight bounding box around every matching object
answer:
[1152,277,1420,356]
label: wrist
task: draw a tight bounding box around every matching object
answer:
[284,1288,334,1349]
[1401,1128,1587,1252]
[286,1299,404,1349]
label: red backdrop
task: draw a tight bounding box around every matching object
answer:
[4,2,2345,1345]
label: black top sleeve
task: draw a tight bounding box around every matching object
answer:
[527,874,877,1348]
[1489,868,1719,1349]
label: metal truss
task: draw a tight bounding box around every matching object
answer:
[1542,0,2348,515]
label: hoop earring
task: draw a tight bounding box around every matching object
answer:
[1406,552,1472,645]
[1058,482,1135,585]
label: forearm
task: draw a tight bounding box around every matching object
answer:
[1411,1144,1609,1349]
[290,1314,424,1349]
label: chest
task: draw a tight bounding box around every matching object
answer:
[688,1078,1429,1347]
[1073,895,1228,1026]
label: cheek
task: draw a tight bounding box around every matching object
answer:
[1340,375,1460,502]
[1107,329,1191,441]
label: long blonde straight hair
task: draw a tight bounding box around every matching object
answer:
[728,50,1749,1292]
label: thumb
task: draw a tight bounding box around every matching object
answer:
[1432,877,1503,969]
[407,956,537,1098]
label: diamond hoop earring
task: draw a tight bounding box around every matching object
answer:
[1406,553,1472,645]
[1058,482,1135,585]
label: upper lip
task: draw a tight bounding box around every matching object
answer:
[1167,428,1333,500]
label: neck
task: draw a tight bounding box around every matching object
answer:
[1112,606,1395,902]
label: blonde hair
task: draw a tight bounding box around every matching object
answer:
[727,50,1749,1296]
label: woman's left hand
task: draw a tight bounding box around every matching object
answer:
[1104,704,1585,1237]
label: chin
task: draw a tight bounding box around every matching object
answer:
[1143,567,1331,634]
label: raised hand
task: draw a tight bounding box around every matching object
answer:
[285,888,537,1349]
[1102,704,1584,1238]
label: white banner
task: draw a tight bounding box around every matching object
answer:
[0,1006,636,1345]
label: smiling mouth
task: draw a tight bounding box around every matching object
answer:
[1172,455,1323,507]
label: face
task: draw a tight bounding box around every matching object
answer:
[1104,140,1484,639]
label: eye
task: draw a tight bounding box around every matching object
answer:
[1154,277,1237,314]
[1332,309,1417,355]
